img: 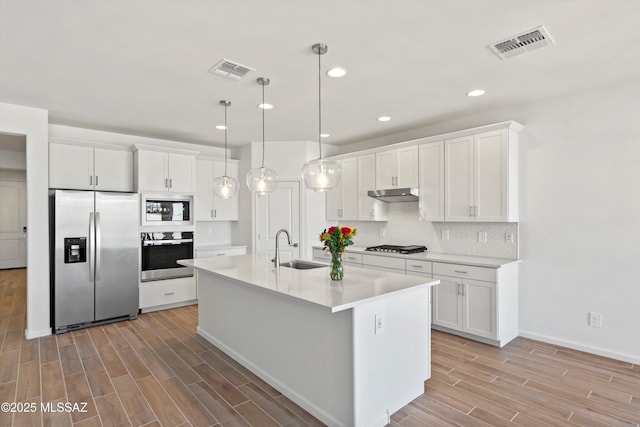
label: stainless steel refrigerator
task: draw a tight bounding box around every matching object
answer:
[50,190,139,333]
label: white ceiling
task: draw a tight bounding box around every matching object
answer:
[1,0,639,148]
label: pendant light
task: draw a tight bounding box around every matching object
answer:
[212,100,239,199]
[246,77,279,195]
[301,43,341,192]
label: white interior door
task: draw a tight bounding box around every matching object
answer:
[255,181,300,261]
[0,180,27,269]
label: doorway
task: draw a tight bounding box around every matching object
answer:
[254,180,301,261]
[0,134,27,269]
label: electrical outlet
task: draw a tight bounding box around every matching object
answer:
[379,227,386,237]
[208,226,213,234]
[374,313,384,334]
[441,229,449,241]
[588,312,603,328]
[478,231,487,243]
[505,232,514,243]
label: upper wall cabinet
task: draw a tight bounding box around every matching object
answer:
[445,128,519,222]
[375,146,418,189]
[326,155,387,222]
[135,147,196,193]
[357,154,388,221]
[195,158,239,221]
[418,141,445,222]
[49,141,134,192]
[326,157,358,221]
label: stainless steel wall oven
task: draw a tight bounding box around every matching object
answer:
[141,231,194,281]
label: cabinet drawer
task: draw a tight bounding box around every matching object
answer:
[362,254,405,271]
[406,259,433,274]
[343,253,363,265]
[312,248,331,262]
[139,277,196,309]
[433,262,495,282]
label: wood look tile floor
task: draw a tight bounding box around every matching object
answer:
[1,268,638,427]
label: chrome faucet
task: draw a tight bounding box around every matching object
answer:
[274,228,293,267]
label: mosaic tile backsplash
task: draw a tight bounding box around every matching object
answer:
[344,202,518,259]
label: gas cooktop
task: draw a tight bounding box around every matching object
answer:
[365,245,427,254]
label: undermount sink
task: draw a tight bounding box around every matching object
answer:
[279,260,326,270]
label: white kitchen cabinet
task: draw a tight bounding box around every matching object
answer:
[326,157,357,221]
[357,154,388,221]
[135,148,196,193]
[375,146,418,189]
[431,261,519,347]
[139,277,197,312]
[195,158,239,221]
[444,128,519,222]
[418,141,445,221]
[49,141,134,192]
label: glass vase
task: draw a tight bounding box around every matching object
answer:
[330,252,344,280]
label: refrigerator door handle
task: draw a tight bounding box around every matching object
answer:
[95,212,101,281]
[89,212,95,279]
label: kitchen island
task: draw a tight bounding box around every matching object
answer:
[179,254,439,427]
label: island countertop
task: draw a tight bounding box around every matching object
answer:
[179,254,438,313]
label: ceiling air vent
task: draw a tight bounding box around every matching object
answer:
[489,26,554,59]
[208,59,255,80]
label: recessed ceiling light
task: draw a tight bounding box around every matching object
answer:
[320,133,330,138]
[467,89,486,97]
[215,125,227,130]
[378,116,391,122]
[258,103,273,110]
[327,67,347,78]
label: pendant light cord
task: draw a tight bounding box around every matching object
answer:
[224,103,228,177]
[261,82,266,168]
[318,48,322,160]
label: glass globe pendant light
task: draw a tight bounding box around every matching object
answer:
[301,43,341,192]
[212,100,239,199]
[246,77,279,195]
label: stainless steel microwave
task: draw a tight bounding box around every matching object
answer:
[141,194,193,226]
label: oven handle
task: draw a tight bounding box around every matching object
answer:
[142,239,193,246]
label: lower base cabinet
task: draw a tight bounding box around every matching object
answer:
[139,276,197,313]
[431,261,519,347]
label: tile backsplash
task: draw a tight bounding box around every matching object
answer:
[342,202,518,259]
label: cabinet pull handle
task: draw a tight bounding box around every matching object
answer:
[216,253,225,256]
[469,206,474,217]
[164,292,175,296]
[169,178,173,188]
[213,209,217,218]
[411,265,423,268]
[211,209,214,218]
[454,270,468,274]
[457,284,461,295]
[89,175,93,186]
[347,256,357,261]
[461,285,466,296]
[95,175,99,186]
[165,178,168,188]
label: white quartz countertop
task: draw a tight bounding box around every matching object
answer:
[315,245,520,268]
[179,254,438,313]
[195,244,248,251]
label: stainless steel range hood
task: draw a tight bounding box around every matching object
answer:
[367,188,419,202]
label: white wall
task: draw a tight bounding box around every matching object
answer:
[0,150,26,170]
[0,103,50,339]
[49,124,227,157]
[336,76,640,363]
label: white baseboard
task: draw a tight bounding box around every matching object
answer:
[197,326,347,427]
[518,330,640,365]
[25,327,51,339]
